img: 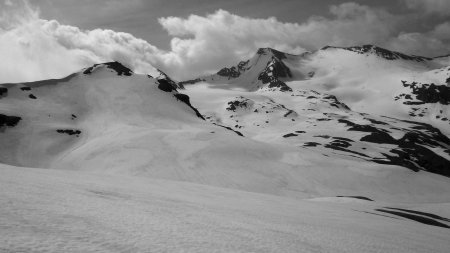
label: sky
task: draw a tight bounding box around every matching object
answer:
[1,0,450,82]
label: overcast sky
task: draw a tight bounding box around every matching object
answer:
[31,0,409,50]
[1,0,450,82]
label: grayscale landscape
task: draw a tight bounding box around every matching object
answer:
[1,0,450,252]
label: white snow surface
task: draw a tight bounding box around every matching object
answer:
[1,164,450,253]
[1,59,450,252]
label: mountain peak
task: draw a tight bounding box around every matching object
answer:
[82,61,133,76]
[256,48,287,59]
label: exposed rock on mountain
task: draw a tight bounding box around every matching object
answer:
[321,45,433,62]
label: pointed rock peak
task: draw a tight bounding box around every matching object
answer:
[256,48,287,59]
[83,61,133,76]
[156,70,179,93]
[155,69,184,90]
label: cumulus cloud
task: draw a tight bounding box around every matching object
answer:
[403,0,450,16]
[158,3,398,76]
[1,0,450,83]
[0,0,167,83]
[431,22,450,41]
[388,33,448,56]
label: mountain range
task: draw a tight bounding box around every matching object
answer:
[1,45,450,252]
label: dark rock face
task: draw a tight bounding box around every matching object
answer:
[217,66,241,79]
[104,62,133,76]
[0,114,22,128]
[213,123,244,137]
[83,62,133,76]
[56,129,81,137]
[0,87,7,97]
[28,94,37,99]
[395,81,450,123]
[398,81,450,105]
[264,78,292,92]
[338,118,450,177]
[217,60,249,79]
[255,49,293,92]
[158,79,177,93]
[322,45,432,62]
[179,78,205,86]
[360,131,397,144]
[303,142,321,147]
[324,139,370,158]
[283,133,298,138]
[156,70,183,90]
[258,58,293,92]
[83,65,97,74]
[323,95,350,110]
[226,97,252,112]
[174,93,205,120]
[325,139,352,148]
[20,87,31,91]
[260,59,292,80]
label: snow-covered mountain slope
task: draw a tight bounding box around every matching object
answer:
[185,84,450,178]
[2,164,450,253]
[295,45,450,134]
[0,62,205,169]
[1,61,450,203]
[180,45,450,180]
[2,60,450,252]
[183,45,450,134]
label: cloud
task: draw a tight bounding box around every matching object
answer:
[431,22,450,41]
[0,0,165,83]
[158,4,399,77]
[388,32,448,57]
[1,1,450,83]
[403,0,450,16]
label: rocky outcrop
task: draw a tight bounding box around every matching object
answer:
[83,62,133,76]
[0,114,22,128]
[398,81,450,105]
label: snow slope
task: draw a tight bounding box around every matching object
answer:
[185,84,450,178]
[183,45,450,134]
[182,45,450,178]
[1,62,450,202]
[1,59,450,252]
[293,46,450,134]
[1,164,450,253]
